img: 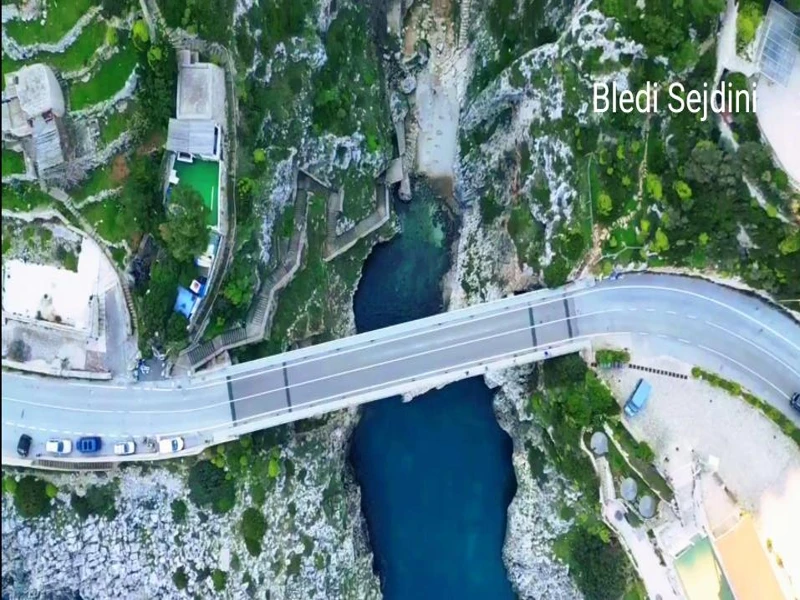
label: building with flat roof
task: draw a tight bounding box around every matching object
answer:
[754,1,800,185]
[1,64,67,175]
[165,51,228,324]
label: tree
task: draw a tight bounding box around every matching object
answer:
[135,41,177,132]
[545,354,588,388]
[160,184,210,261]
[673,180,692,202]
[101,0,129,18]
[779,232,800,255]
[597,192,613,217]
[132,20,150,47]
[105,26,119,47]
[187,461,236,514]
[653,228,670,253]
[241,507,267,556]
[222,261,256,307]
[567,526,629,600]
[645,173,663,200]
[165,312,189,343]
[173,568,188,590]
[14,476,50,518]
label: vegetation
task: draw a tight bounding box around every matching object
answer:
[2,149,26,175]
[737,2,763,50]
[171,498,188,524]
[160,184,210,261]
[692,367,800,447]
[134,40,177,135]
[71,484,118,521]
[595,348,631,366]
[211,569,227,591]
[2,183,53,212]
[4,0,96,45]
[187,460,236,514]
[159,0,236,44]
[172,567,188,590]
[557,524,631,600]
[69,41,140,110]
[136,254,196,352]
[241,507,267,556]
[13,476,51,518]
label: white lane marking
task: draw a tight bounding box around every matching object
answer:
[8,280,798,393]
[678,339,691,344]
[4,330,793,439]
[645,308,657,312]
[3,309,623,415]
[666,310,677,315]
[701,320,800,380]
[697,345,790,400]
[687,315,698,320]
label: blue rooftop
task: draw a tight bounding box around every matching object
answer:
[174,286,198,319]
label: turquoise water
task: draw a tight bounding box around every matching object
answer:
[350,192,517,600]
[675,536,734,600]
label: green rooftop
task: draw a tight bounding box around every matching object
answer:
[173,159,219,228]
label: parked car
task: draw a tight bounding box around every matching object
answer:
[158,437,185,453]
[624,378,652,418]
[113,440,136,456]
[17,434,32,458]
[76,436,102,454]
[46,439,72,456]
[791,392,800,413]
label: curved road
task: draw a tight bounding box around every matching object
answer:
[2,273,799,466]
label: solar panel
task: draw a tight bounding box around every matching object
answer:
[758,2,800,87]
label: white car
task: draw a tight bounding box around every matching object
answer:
[113,440,136,456]
[45,439,72,455]
[158,437,185,453]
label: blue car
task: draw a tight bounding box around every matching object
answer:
[76,436,102,454]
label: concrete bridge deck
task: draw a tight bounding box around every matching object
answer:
[2,273,799,469]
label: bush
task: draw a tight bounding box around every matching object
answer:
[240,507,267,556]
[546,354,588,388]
[171,499,188,524]
[595,348,631,366]
[3,477,18,495]
[211,569,227,591]
[188,461,236,514]
[45,483,59,498]
[564,525,629,600]
[71,484,117,521]
[14,476,51,518]
[172,567,188,590]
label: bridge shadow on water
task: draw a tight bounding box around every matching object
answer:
[349,189,517,600]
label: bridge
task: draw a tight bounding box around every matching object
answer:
[2,273,799,468]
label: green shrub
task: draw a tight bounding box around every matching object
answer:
[71,484,117,520]
[3,477,18,495]
[211,569,227,591]
[172,567,188,590]
[240,507,267,556]
[171,499,188,524]
[595,348,631,366]
[14,476,51,518]
[45,483,59,498]
[187,461,236,514]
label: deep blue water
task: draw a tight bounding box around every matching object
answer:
[350,193,517,600]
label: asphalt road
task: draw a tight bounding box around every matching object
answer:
[2,273,798,464]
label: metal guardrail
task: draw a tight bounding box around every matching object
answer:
[33,459,118,471]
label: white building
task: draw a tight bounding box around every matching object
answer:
[1,64,67,174]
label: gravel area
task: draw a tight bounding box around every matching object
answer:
[599,358,800,597]
[598,360,800,511]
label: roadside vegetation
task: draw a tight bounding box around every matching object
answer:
[692,367,800,447]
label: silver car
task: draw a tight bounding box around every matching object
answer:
[113,440,136,456]
[45,439,72,456]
